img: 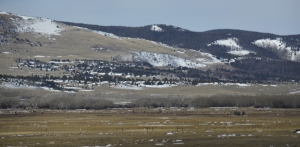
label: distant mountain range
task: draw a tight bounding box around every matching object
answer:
[60,22,300,61]
[1,11,300,86]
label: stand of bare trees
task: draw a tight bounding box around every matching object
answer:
[0,88,300,109]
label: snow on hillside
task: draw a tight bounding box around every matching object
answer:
[72,26,123,40]
[208,38,253,56]
[150,25,163,32]
[133,51,206,68]
[8,14,63,36]
[92,30,122,40]
[253,38,283,49]
[227,50,251,56]
[253,38,300,61]
[0,11,9,15]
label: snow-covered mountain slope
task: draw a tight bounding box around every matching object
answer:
[1,11,63,36]
[253,38,300,61]
[133,51,219,68]
[150,25,163,32]
[207,38,253,56]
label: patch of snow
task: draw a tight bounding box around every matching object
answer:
[0,11,9,15]
[40,87,61,92]
[166,132,174,135]
[64,91,77,93]
[92,30,122,40]
[289,91,300,94]
[236,83,251,87]
[79,90,94,92]
[133,51,206,68]
[253,38,283,49]
[49,61,70,64]
[53,80,63,83]
[147,40,174,49]
[111,84,143,90]
[64,86,82,90]
[107,72,123,76]
[205,130,213,132]
[144,84,177,88]
[208,38,241,49]
[228,50,251,56]
[176,51,185,54]
[12,14,63,35]
[17,15,35,20]
[150,25,163,32]
[173,142,184,145]
[2,52,12,54]
[208,38,253,56]
[253,38,300,61]
[34,55,45,58]
[0,82,37,89]
[196,82,251,87]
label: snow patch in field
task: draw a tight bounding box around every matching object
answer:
[144,84,178,88]
[111,84,143,90]
[79,90,94,92]
[0,83,37,89]
[176,51,185,53]
[2,52,12,54]
[133,51,206,68]
[150,25,163,32]
[64,86,82,90]
[289,91,300,94]
[34,55,45,58]
[208,38,253,56]
[196,82,251,87]
[166,132,174,135]
[40,87,61,92]
[235,83,251,87]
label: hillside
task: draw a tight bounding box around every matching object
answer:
[1,11,300,98]
[60,22,300,61]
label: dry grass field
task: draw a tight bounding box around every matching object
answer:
[0,108,300,147]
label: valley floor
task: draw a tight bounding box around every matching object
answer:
[0,108,299,147]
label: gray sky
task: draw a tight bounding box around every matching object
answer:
[0,0,299,35]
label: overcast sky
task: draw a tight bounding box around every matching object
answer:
[0,0,299,35]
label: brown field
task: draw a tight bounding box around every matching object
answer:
[0,108,300,147]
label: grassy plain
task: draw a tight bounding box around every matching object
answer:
[0,108,299,147]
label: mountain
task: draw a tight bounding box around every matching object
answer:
[1,11,300,94]
[59,22,300,61]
